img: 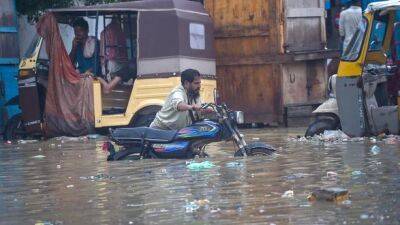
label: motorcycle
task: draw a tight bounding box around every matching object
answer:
[104,103,276,160]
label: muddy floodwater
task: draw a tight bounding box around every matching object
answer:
[0,128,399,225]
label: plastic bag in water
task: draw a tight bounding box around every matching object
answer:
[186,161,215,171]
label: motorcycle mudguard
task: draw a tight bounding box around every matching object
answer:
[312,98,339,117]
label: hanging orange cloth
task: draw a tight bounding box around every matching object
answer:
[36,12,95,137]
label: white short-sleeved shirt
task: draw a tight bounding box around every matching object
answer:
[339,6,362,50]
[150,85,200,130]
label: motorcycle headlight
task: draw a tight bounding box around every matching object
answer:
[234,111,244,124]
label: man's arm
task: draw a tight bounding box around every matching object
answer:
[339,12,345,38]
[69,38,79,64]
[177,102,198,111]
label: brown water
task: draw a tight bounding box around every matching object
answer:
[0,128,399,225]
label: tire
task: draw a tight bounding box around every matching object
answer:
[133,113,157,127]
[305,118,339,137]
[234,142,275,157]
[4,114,26,141]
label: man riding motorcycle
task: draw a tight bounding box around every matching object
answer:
[150,69,211,130]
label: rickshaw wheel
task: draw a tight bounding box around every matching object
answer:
[132,113,156,127]
[4,114,27,141]
[305,118,340,137]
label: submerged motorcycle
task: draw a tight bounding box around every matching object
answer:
[105,103,275,160]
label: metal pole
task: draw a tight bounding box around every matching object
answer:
[127,13,134,59]
[94,11,99,76]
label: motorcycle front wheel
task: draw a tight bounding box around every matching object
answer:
[234,142,275,157]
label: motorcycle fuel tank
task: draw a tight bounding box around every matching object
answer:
[176,120,220,139]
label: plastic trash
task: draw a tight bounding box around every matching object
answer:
[185,199,209,213]
[185,201,200,213]
[19,140,38,144]
[360,214,369,220]
[281,190,294,198]
[186,161,215,171]
[284,173,307,180]
[307,187,349,202]
[87,134,100,139]
[327,171,338,178]
[35,221,54,225]
[351,170,363,177]
[370,145,381,155]
[225,161,244,168]
[66,184,74,188]
[322,130,349,141]
[32,155,46,159]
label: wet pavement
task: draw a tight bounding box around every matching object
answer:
[0,128,399,225]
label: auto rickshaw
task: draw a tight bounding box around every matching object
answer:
[4,0,217,140]
[306,1,400,137]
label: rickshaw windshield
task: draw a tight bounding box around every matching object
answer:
[368,14,388,52]
[24,34,41,59]
[341,18,368,61]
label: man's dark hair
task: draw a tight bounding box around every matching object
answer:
[72,17,89,31]
[350,0,361,6]
[181,69,201,85]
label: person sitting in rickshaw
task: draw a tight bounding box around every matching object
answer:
[69,17,101,76]
[98,17,129,93]
[98,17,135,94]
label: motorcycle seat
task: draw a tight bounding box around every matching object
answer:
[111,127,177,143]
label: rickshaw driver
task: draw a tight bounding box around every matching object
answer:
[150,69,212,130]
[69,17,101,76]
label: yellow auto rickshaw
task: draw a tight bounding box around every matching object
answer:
[5,0,217,140]
[306,1,400,137]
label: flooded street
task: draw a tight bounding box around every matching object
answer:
[0,128,399,225]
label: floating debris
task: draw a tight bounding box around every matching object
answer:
[370,145,381,155]
[79,174,111,181]
[360,214,369,220]
[185,199,210,212]
[321,130,349,141]
[186,161,215,171]
[32,155,46,159]
[281,190,294,198]
[326,171,338,179]
[284,173,308,180]
[225,161,244,168]
[66,185,74,188]
[307,187,349,202]
[351,170,363,177]
[289,130,368,143]
[87,134,100,139]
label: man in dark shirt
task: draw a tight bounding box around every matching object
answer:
[69,17,100,75]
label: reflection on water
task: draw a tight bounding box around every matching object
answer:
[0,128,399,225]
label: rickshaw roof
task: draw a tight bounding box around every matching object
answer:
[365,1,400,13]
[49,0,208,15]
